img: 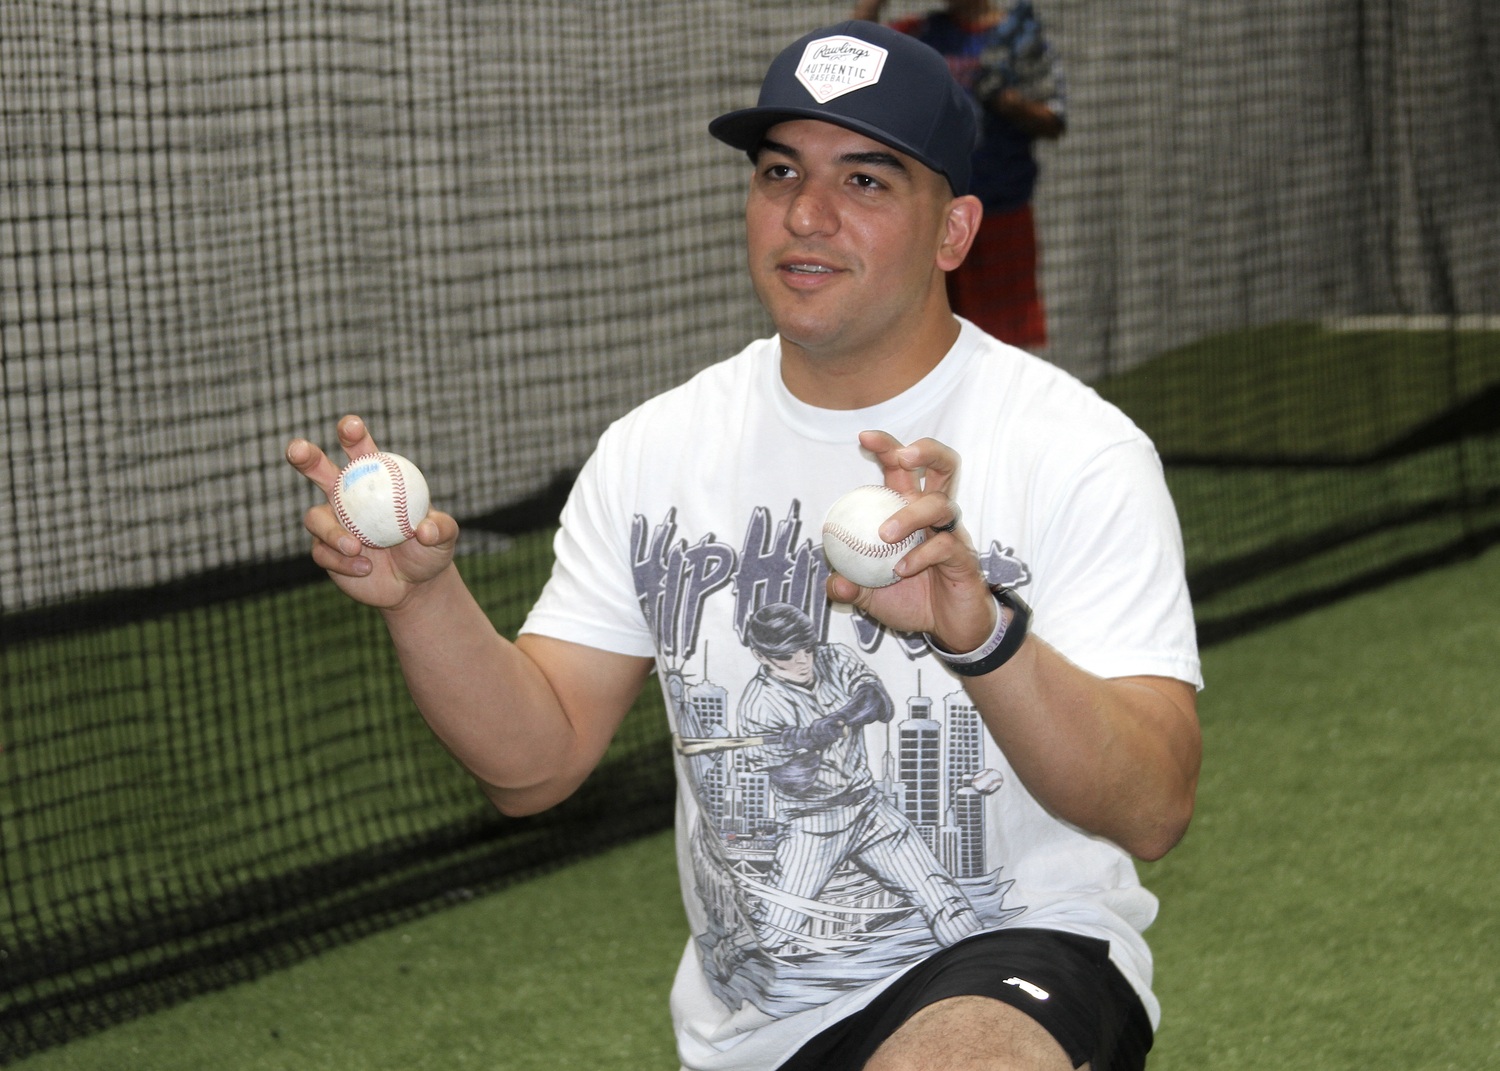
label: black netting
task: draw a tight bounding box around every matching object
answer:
[2,0,1496,1060]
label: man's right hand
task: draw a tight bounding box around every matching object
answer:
[286,414,458,610]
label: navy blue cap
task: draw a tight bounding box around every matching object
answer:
[709,21,976,197]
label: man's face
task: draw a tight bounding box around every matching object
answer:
[743,119,956,364]
[755,647,816,686]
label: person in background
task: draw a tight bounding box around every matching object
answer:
[854,0,1066,350]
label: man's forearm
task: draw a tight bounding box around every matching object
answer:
[378,565,646,816]
[963,634,1200,860]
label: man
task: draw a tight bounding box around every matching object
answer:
[287,20,1200,1071]
[854,0,1066,350]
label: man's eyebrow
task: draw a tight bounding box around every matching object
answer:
[754,136,800,162]
[754,138,911,178]
[840,149,910,176]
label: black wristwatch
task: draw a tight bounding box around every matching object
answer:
[927,586,1032,678]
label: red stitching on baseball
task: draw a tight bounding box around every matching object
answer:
[332,486,368,545]
[382,454,414,539]
[823,523,912,558]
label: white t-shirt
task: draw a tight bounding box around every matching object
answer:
[523,321,1201,1071]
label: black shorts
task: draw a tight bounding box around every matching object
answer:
[774,929,1153,1071]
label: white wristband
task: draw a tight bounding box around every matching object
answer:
[926,605,1008,665]
[925,587,1033,678]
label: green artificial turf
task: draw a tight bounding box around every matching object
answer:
[0,528,674,1026]
[1142,541,1498,1070]
[14,543,1497,1070]
[1094,321,1500,633]
[1093,321,1498,461]
[7,831,686,1071]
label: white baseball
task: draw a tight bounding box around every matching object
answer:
[330,451,430,548]
[821,485,924,589]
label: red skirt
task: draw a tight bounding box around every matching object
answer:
[947,202,1047,349]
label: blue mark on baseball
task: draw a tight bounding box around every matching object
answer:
[343,460,382,487]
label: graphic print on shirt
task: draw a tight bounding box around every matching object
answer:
[634,500,1031,1017]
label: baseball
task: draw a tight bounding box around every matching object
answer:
[330,451,430,548]
[821,485,924,589]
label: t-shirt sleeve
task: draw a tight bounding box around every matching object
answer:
[520,438,658,659]
[1026,437,1202,689]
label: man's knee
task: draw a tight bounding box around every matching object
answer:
[861,995,1081,1071]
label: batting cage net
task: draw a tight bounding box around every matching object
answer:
[3,0,1496,1058]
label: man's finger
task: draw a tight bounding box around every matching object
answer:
[285,414,381,495]
[857,430,924,495]
[902,436,960,494]
[336,413,379,459]
[928,501,962,534]
[826,572,876,610]
[285,437,343,495]
[307,529,374,578]
[876,492,957,547]
[303,502,366,557]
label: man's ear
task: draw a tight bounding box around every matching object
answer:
[936,195,983,273]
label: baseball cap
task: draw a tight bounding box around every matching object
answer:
[709,21,977,196]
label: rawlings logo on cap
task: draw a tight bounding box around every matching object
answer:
[795,35,888,103]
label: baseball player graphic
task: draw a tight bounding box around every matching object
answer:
[736,603,983,954]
